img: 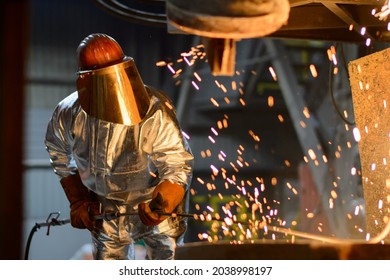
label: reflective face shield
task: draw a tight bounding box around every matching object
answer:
[76,57,150,126]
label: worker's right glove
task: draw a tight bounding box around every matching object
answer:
[60,173,100,231]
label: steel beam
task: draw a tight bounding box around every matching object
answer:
[264,39,346,236]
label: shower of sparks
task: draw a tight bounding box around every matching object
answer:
[303,107,311,119]
[164,101,173,110]
[208,135,216,144]
[329,198,334,209]
[268,66,277,81]
[374,0,390,21]
[359,80,364,90]
[308,149,317,160]
[327,46,336,64]
[211,127,219,136]
[155,61,166,67]
[268,96,274,107]
[182,130,190,140]
[248,130,260,142]
[354,205,360,216]
[155,40,383,245]
[332,53,338,65]
[231,81,237,90]
[183,56,192,66]
[309,64,318,78]
[194,72,202,82]
[197,177,205,184]
[353,127,361,142]
[210,97,219,107]
[286,182,298,195]
[221,84,228,93]
[192,81,200,90]
[200,149,212,158]
[330,190,338,199]
[167,64,176,74]
[210,165,219,175]
[307,213,314,218]
[378,199,383,210]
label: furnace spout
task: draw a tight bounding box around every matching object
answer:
[166,0,290,76]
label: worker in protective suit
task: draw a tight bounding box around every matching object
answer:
[45,33,194,260]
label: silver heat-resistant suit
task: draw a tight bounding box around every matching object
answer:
[45,63,194,259]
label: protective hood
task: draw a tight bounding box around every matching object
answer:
[76,57,150,126]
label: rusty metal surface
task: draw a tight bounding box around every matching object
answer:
[348,48,390,241]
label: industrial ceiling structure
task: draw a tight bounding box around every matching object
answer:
[274,0,390,42]
[92,0,390,75]
[92,0,390,42]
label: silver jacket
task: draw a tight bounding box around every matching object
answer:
[45,87,194,259]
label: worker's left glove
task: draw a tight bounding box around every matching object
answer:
[138,180,185,226]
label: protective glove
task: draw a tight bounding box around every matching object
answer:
[138,180,185,226]
[60,173,100,231]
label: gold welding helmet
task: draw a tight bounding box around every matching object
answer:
[76,33,150,126]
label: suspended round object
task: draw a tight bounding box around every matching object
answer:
[166,0,290,39]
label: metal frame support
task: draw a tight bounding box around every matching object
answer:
[264,39,345,237]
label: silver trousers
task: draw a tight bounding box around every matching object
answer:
[91,196,186,260]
